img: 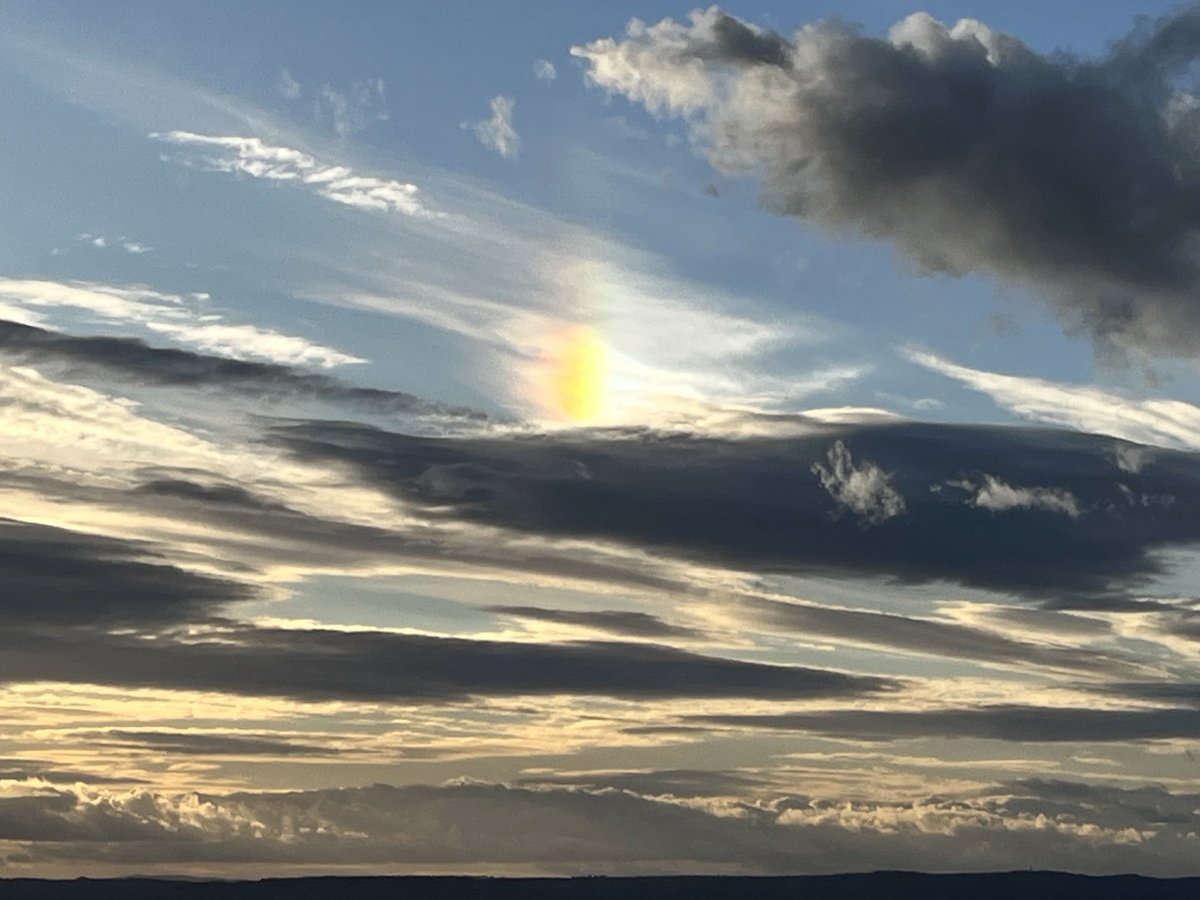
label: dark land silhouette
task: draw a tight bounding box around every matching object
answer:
[1,873,1199,899]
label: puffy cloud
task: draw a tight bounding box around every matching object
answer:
[2,779,1199,876]
[574,6,1200,358]
[534,59,557,81]
[958,475,1082,518]
[470,95,520,160]
[812,440,906,524]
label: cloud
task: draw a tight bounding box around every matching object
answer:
[75,234,152,254]
[77,730,338,758]
[0,519,250,630]
[0,278,361,368]
[470,95,520,160]
[269,419,1200,606]
[574,6,1200,359]
[276,67,302,100]
[534,59,557,81]
[741,596,1136,676]
[3,779,1199,876]
[517,767,768,798]
[316,78,388,138]
[487,606,702,640]
[906,349,1200,451]
[152,131,431,216]
[0,625,894,704]
[696,704,1200,742]
[811,440,906,524]
[956,475,1082,518]
[0,320,485,418]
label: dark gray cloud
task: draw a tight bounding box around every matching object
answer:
[0,519,251,629]
[270,419,1200,607]
[0,625,892,704]
[743,597,1142,676]
[8,469,691,598]
[1088,681,1200,706]
[487,606,703,640]
[695,704,1200,742]
[0,760,148,786]
[5,779,1200,876]
[0,319,486,419]
[79,731,339,758]
[574,6,1200,358]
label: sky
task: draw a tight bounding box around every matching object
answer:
[1,0,1200,879]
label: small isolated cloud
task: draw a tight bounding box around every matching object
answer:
[76,233,152,254]
[317,78,388,138]
[534,59,557,81]
[470,95,520,160]
[812,440,906,525]
[276,67,302,99]
[1115,444,1151,474]
[957,475,1081,519]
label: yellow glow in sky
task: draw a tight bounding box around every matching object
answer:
[549,326,608,422]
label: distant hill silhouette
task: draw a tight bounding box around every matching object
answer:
[1,872,1198,899]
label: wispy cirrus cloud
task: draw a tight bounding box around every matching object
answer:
[906,348,1200,451]
[151,131,432,216]
[0,278,361,368]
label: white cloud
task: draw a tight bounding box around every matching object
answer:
[534,59,557,81]
[151,131,430,216]
[956,475,1081,519]
[812,440,906,524]
[905,348,1200,451]
[470,95,520,160]
[0,278,361,369]
[145,321,362,368]
[74,233,152,254]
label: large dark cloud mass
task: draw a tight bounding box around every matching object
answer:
[573,6,1200,357]
[271,419,1200,607]
[696,704,1200,742]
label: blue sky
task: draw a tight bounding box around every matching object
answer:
[1,0,1200,879]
